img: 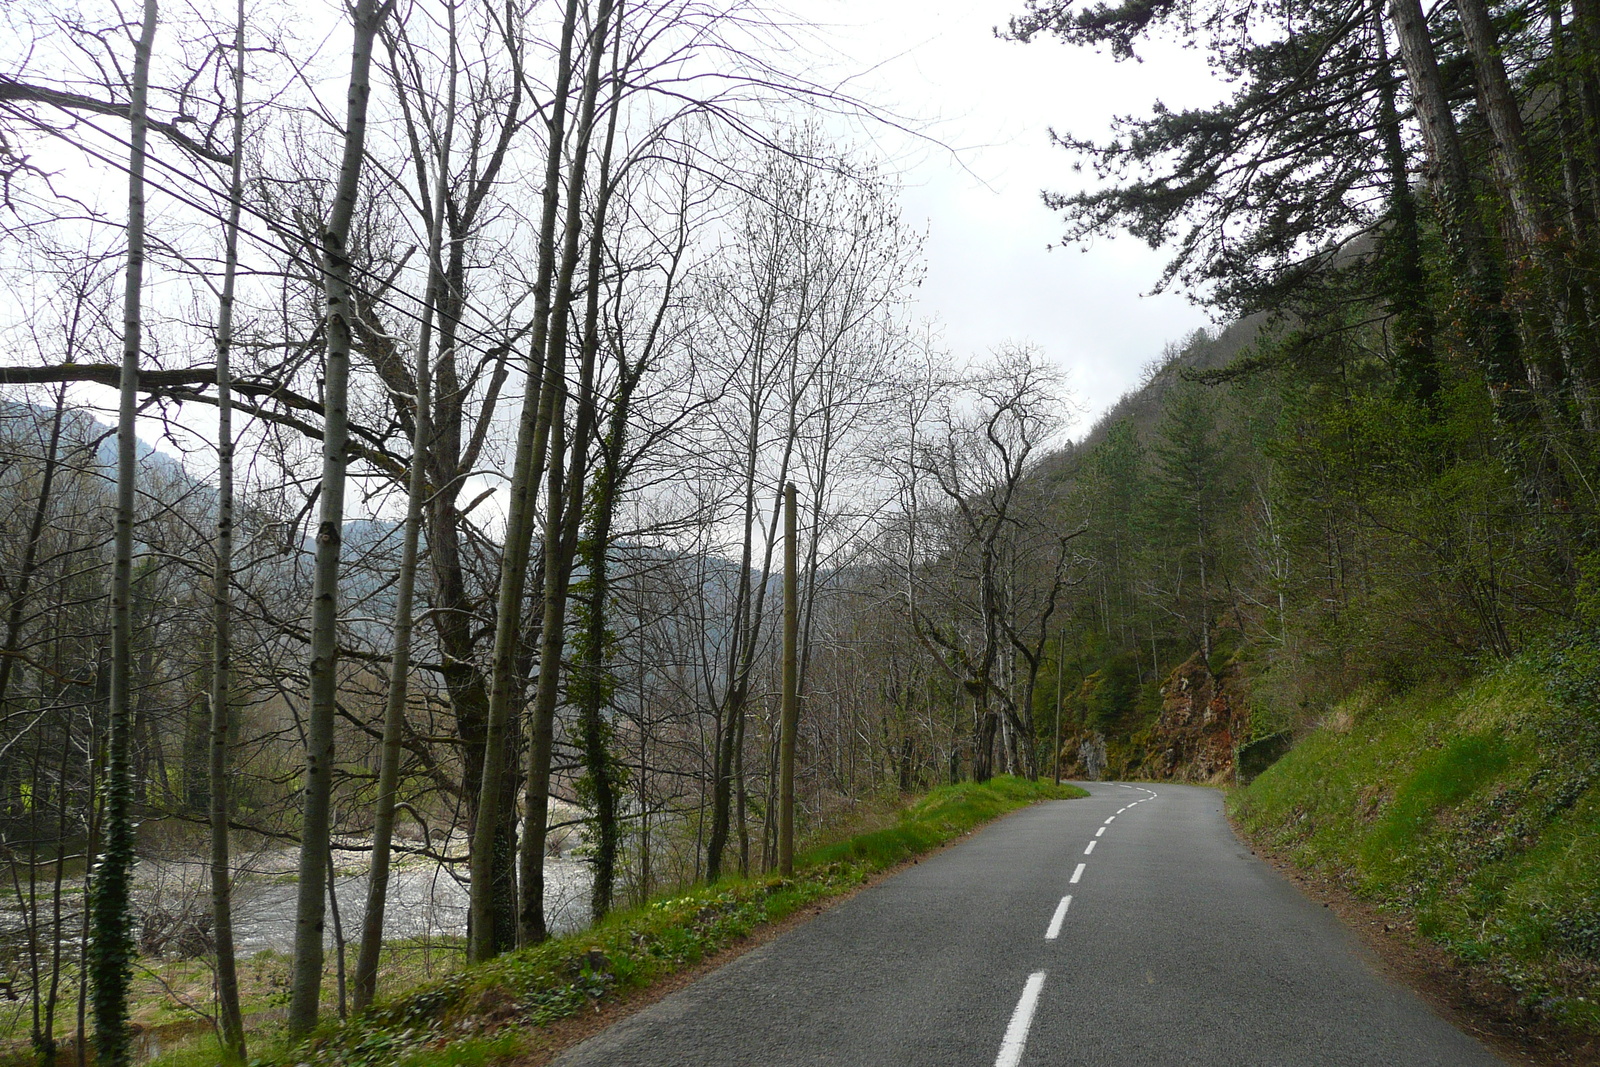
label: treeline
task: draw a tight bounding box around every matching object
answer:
[1013,0,1600,767]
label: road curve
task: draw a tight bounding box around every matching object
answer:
[552,782,1506,1066]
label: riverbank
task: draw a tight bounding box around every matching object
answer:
[132,777,1083,1067]
[0,827,593,1065]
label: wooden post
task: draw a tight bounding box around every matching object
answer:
[1053,630,1064,785]
[778,482,799,875]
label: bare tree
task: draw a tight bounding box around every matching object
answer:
[352,0,458,1012]
[206,0,247,1055]
[288,0,391,1036]
[89,0,157,1061]
[469,0,586,962]
[907,346,1076,781]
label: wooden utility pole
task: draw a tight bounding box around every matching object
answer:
[1053,630,1065,786]
[778,482,799,875]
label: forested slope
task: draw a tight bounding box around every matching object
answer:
[1011,0,1600,768]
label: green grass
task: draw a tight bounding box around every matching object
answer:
[1231,648,1600,1034]
[801,777,1083,869]
[0,935,470,1067]
[137,775,1082,1067]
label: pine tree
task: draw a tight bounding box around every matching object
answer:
[1149,382,1231,660]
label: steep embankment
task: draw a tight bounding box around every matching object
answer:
[1231,645,1600,1051]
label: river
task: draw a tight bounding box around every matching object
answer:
[0,832,595,958]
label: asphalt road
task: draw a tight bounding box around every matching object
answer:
[552,782,1507,1066]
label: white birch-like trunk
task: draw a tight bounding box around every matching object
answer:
[208,0,247,1056]
[90,2,156,1063]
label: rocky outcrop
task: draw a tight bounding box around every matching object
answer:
[1055,730,1110,780]
[1148,652,1247,782]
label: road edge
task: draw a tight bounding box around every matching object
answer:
[504,796,1071,1066]
[1226,809,1599,1067]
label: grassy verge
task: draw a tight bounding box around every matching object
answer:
[0,933,473,1063]
[139,776,1082,1067]
[1230,643,1600,1037]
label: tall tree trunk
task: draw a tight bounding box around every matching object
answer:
[1550,0,1600,430]
[41,708,72,1066]
[1455,0,1545,242]
[571,24,627,919]
[1387,0,1530,423]
[372,0,526,964]
[208,0,247,1055]
[574,454,623,915]
[709,442,799,880]
[705,187,804,885]
[468,0,583,963]
[1551,0,1594,242]
[413,21,523,951]
[1373,0,1440,405]
[288,0,387,1036]
[734,705,749,875]
[706,426,763,884]
[972,698,996,783]
[1453,0,1591,415]
[1568,0,1600,223]
[89,1,156,1061]
[0,384,66,710]
[353,1,455,1011]
[518,0,619,945]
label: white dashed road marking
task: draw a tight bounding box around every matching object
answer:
[1084,840,1096,854]
[1044,895,1072,940]
[994,972,1047,1067]
[1070,862,1086,884]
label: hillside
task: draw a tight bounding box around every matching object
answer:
[1233,645,1600,1058]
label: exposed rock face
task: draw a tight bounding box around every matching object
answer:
[1057,731,1108,780]
[1150,652,1247,782]
[1078,734,1108,779]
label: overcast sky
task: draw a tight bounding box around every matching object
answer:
[29,0,1226,464]
[790,0,1223,433]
